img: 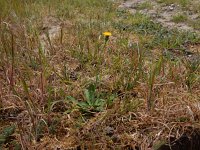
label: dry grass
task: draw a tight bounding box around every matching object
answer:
[0,0,199,149]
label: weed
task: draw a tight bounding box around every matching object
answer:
[172,13,188,23]
[67,83,106,114]
[147,55,163,110]
[0,125,15,147]
[136,2,153,10]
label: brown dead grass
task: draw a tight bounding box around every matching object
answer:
[0,0,199,150]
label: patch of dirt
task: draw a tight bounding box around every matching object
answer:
[119,0,200,34]
[38,16,73,55]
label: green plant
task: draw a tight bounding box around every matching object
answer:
[183,58,200,91]
[190,19,200,30]
[172,13,188,23]
[179,0,190,7]
[67,83,105,113]
[147,55,163,111]
[0,125,15,147]
[137,2,152,10]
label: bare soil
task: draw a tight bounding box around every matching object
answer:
[119,0,200,34]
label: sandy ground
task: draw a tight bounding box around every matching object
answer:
[119,0,200,34]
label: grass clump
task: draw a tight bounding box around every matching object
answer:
[172,13,188,23]
[136,2,153,10]
[190,19,200,30]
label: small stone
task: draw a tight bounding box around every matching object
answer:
[169,6,174,11]
[168,3,175,11]
[171,4,175,7]
[105,126,114,136]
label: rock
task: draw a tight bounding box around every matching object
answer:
[105,126,114,136]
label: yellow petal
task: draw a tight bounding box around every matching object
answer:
[103,32,112,36]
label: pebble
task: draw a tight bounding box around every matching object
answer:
[105,126,114,136]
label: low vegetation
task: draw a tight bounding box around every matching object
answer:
[0,0,199,149]
[172,13,188,23]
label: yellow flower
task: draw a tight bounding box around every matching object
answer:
[103,32,112,44]
[103,32,112,37]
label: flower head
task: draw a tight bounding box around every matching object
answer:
[103,32,112,43]
[103,32,112,37]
